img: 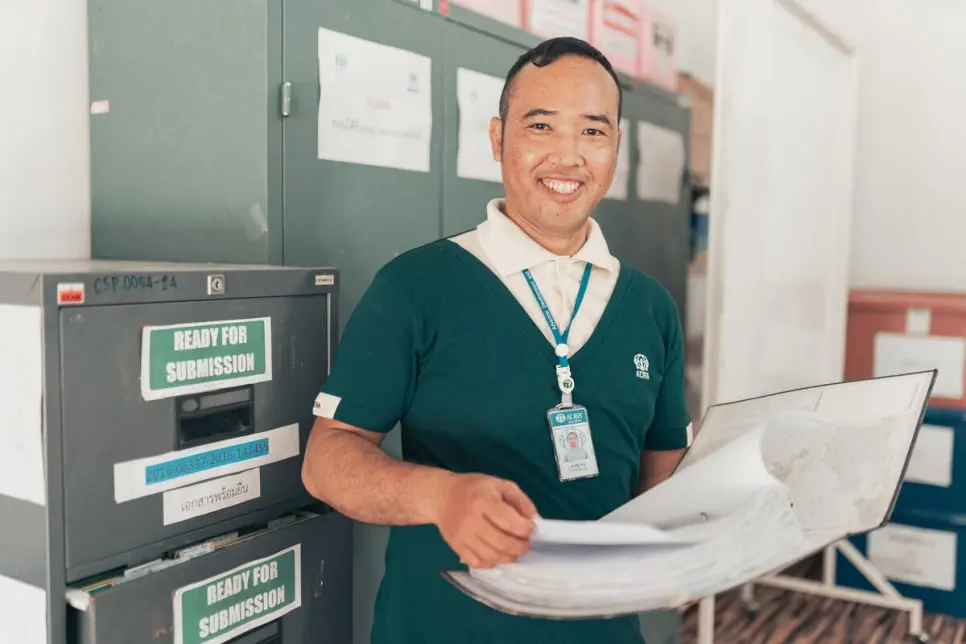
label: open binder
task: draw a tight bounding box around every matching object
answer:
[442,370,937,619]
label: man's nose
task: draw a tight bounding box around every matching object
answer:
[549,133,583,167]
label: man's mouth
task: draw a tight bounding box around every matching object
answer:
[540,178,583,196]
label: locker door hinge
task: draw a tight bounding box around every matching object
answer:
[280,81,292,118]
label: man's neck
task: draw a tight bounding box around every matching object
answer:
[502,203,590,257]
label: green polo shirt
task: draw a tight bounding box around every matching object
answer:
[317,240,690,644]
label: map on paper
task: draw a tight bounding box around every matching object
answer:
[443,371,937,618]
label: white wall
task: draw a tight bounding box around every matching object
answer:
[648,0,719,86]
[0,0,91,259]
[849,1,966,291]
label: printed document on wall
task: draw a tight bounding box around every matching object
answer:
[0,306,46,507]
[636,121,685,204]
[528,0,590,40]
[457,68,503,183]
[605,117,631,200]
[318,28,433,173]
[452,0,523,27]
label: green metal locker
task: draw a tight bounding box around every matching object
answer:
[87,2,691,642]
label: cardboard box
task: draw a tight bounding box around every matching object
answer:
[846,290,966,410]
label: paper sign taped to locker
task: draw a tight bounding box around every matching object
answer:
[903,424,954,488]
[317,28,433,173]
[527,0,590,40]
[451,0,523,27]
[604,117,631,200]
[456,67,504,183]
[140,317,273,402]
[162,468,262,526]
[113,424,299,504]
[636,121,685,204]
[173,544,302,644]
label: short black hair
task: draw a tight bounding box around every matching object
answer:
[498,37,623,125]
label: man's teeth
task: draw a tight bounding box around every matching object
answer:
[542,179,581,195]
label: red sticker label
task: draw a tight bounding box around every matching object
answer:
[57,282,85,305]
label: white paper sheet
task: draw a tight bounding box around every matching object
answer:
[456,68,503,183]
[604,117,630,201]
[444,371,936,618]
[0,306,46,507]
[452,0,523,27]
[527,0,591,39]
[867,523,957,591]
[317,28,433,173]
[874,332,965,399]
[636,121,686,204]
[532,516,696,546]
[0,575,46,644]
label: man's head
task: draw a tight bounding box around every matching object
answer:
[567,431,579,449]
[489,37,623,246]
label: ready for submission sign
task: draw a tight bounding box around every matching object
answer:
[140,317,273,401]
[173,544,302,644]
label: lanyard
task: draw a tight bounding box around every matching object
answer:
[522,262,593,407]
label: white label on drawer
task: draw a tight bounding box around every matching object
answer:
[904,424,955,488]
[874,333,966,399]
[163,468,262,526]
[867,523,957,591]
[0,574,46,643]
[113,423,299,504]
[174,544,302,644]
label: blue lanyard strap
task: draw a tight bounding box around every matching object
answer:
[522,262,593,369]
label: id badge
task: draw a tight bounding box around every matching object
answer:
[547,405,599,482]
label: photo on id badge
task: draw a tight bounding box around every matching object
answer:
[548,407,599,481]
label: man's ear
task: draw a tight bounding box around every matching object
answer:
[488,117,503,162]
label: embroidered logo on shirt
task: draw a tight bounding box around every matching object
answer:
[634,354,650,380]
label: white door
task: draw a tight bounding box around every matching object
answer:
[702,0,859,410]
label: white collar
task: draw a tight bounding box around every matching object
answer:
[477,199,619,278]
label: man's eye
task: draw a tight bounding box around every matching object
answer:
[529,123,550,131]
[585,128,603,136]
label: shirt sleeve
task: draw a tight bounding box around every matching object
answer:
[644,297,693,451]
[312,267,417,434]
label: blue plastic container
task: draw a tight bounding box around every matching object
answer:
[836,505,966,619]
[894,407,966,516]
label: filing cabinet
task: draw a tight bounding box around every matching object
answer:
[0,260,350,644]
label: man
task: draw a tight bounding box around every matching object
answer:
[302,37,692,644]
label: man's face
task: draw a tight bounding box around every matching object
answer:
[489,54,621,237]
[567,433,579,449]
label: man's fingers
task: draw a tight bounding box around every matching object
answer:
[478,516,530,559]
[483,499,535,540]
[498,482,538,521]
[463,534,504,569]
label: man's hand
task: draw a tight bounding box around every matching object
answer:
[432,473,538,570]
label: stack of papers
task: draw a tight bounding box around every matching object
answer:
[443,371,937,619]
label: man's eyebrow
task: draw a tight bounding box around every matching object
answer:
[522,108,557,120]
[584,113,613,126]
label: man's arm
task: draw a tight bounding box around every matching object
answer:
[638,447,685,494]
[301,267,535,569]
[302,416,455,526]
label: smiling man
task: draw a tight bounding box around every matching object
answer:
[301,37,692,644]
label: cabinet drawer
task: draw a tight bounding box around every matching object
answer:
[70,511,352,644]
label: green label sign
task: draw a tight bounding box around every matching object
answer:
[140,317,273,401]
[174,544,301,644]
